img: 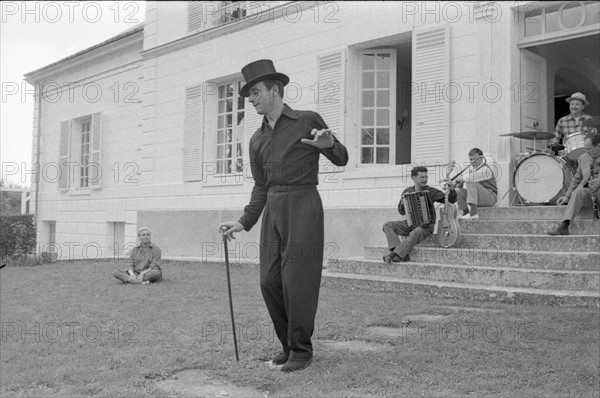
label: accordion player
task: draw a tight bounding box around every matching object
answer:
[402,191,437,228]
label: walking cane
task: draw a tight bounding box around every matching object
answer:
[221,227,240,361]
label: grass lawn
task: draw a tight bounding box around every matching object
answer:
[0,260,598,397]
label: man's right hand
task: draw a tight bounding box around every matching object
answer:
[556,196,569,205]
[218,221,244,241]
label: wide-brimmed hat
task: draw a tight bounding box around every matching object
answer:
[240,59,289,97]
[566,92,589,106]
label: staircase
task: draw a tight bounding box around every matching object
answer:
[323,206,600,307]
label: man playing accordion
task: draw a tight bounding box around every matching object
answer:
[382,166,457,263]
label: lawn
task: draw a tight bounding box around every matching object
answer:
[0,260,598,397]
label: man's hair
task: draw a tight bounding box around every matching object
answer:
[138,227,151,236]
[411,166,428,178]
[468,148,484,157]
[588,133,600,147]
[262,80,285,98]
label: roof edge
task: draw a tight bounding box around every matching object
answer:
[24,23,144,80]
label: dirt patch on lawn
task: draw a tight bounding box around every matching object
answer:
[321,339,386,352]
[154,369,267,397]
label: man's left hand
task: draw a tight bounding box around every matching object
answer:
[301,129,334,149]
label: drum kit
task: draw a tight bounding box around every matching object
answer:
[501,116,600,205]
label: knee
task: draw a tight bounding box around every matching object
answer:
[412,227,430,238]
[382,221,392,232]
[572,188,587,198]
[260,272,279,292]
[113,270,122,278]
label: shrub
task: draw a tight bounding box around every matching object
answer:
[0,214,36,260]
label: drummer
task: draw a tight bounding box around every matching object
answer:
[547,92,597,157]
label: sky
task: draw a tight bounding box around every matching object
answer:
[1,0,147,187]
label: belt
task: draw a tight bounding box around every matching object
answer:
[267,184,316,193]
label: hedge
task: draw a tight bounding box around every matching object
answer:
[0,214,36,259]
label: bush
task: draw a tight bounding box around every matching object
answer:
[0,214,36,259]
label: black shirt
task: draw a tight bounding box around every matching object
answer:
[238,104,349,230]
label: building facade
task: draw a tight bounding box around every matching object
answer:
[24,1,600,261]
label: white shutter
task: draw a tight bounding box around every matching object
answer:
[89,112,102,189]
[183,85,204,182]
[188,1,204,32]
[411,25,449,166]
[58,121,71,192]
[317,50,345,172]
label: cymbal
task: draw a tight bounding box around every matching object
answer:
[583,116,600,128]
[500,131,555,140]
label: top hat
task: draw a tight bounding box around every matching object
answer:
[240,59,289,97]
[566,92,589,106]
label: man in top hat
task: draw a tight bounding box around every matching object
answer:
[219,60,348,372]
[547,92,597,153]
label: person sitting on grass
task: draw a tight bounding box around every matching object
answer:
[113,227,162,285]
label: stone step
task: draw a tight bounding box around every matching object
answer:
[459,219,600,235]
[327,258,599,292]
[364,245,599,271]
[478,206,596,220]
[322,270,600,308]
[435,233,598,252]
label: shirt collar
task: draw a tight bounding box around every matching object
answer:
[261,104,299,125]
[137,243,153,249]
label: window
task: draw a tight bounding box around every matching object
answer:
[216,81,245,174]
[58,113,102,191]
[48,221,56,253]
[80,120,90,188]
[213,1,248,26]
[360,50,396,164]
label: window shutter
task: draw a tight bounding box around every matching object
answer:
[183,85,204,182]
[58,121,71,192]
[411,25,449,166]
[89,112,102,189]
[317,50,345,172]
[188,1,204,32]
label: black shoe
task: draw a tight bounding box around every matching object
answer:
[399,254,410,262]
[272,352,289,365]
[383,253,400,264]
[281,357,312,373]
[547,226,569,236]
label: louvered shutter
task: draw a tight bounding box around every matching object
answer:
[317,50,345,172]
[411,25,449,166]
[183,85,204,182]
[58,121,71,192]
[188,1,204,32]
[89,112,102,189]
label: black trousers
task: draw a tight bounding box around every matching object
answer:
[259,186,324,360]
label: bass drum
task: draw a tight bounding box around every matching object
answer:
[514,153,572,204]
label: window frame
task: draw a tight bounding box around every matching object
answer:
[215,80,245,176]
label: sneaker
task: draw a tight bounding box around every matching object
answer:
[142,281,151,285]
[458,214,479,220]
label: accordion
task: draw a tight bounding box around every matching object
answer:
[402,191,436,228]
